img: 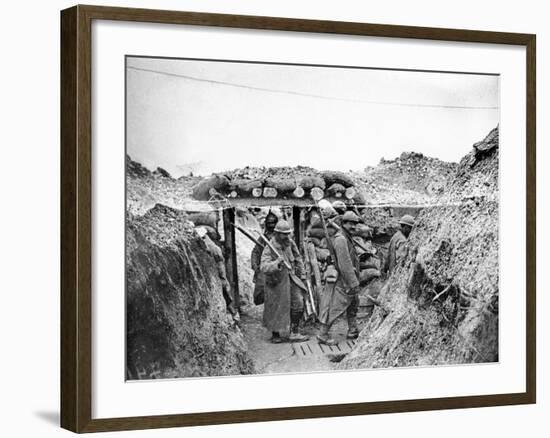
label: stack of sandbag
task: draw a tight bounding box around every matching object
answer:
[306,217,338,239]
[186,211,219,237]
[351,235,381,286]
[297,175,326,190]
[320,170,355,188]
[264,177,297,193]
[191,175,230,200]
[228,178,263,196]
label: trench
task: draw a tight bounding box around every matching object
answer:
[226,205,409,375]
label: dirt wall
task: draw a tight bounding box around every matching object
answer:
[126,204,255,379]
[340,127,499,369]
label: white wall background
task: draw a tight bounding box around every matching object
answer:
[0,0,546,437]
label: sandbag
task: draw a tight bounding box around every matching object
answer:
[309,217,338,230]
[231,178,263,194]
[308,237,322,247]
[321,170,354,188]
[187,212,218,229]
[361,258,380,270]
[298,175,326,190]
[265,177,296,192]
[327,183,346,196]
[192,175,230,200]
[307,227,336,239]
[359,268,381,285]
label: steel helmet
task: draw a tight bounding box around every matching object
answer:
[274,220,292,234]
[399,214,415,227]
[342,211,361,223]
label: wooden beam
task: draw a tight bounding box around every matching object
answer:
[222,208,240,311]
[293,206,302,249]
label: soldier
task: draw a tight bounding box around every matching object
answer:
[260,220,309,344]
[317,211,362,345]
[196,226,239,323]
[331,200,360,339]
[250,211,278,305]
[383,214,414,275]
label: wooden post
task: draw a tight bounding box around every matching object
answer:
[293,206,302,249]
[222,207,239,311]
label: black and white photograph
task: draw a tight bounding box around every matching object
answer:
[125,56,500,380]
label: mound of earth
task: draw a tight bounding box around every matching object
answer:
[127,155,204,215]
[126,204,255,379]
[340,126,499,369]
[352,152,458,205]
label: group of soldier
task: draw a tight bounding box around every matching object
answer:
[194,200,414,345]
[251,202,415,346]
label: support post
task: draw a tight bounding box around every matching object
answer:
[222,207,240,311]
[293,206,302,249]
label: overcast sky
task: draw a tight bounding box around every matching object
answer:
[126,56,499,177]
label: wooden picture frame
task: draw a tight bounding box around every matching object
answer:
[60,4,536,433]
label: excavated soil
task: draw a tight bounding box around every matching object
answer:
[126,204,254,379]
[340,127,499,370]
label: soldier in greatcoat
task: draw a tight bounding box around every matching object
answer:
[383,214,414,275]
[317,211,362,345]
[260,220,309,343]
[250,211,278,305]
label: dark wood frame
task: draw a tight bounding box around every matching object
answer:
[61,4,536,433]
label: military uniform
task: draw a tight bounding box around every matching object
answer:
[260,237,305,332]
[251,229,274,305]
[260,220,308,342]
[317,211,363,344]
[318,228,360,327]
[383,214,414,275]
[384,230,407,273]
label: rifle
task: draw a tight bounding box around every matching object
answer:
[231,222,310,295]
[301,238,318,317]
[231,221,262,247]
[315,201,390,315]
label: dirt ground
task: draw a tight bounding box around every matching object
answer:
[239,304,371,375]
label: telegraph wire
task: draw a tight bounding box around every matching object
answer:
[126,65,499,110]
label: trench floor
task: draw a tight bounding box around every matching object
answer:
[239,305,370,375]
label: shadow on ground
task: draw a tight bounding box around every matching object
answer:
[34,411,59,427]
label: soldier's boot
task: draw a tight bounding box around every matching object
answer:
[316,323,337,346]
[347,317,359,340]
[289,312,309,343]
[289,328,309,343]
[271,331,285,344]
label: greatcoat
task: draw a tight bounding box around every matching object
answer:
[384,229,408,274]
[318,229,360,326]
[260,237,305,333]
[251,230,274,305]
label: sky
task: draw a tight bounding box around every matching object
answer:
[126,56,499,177]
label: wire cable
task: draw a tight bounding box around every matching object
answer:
[126,65,499,110]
